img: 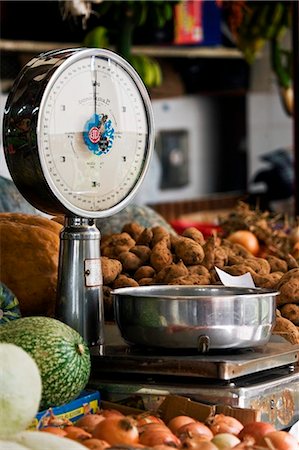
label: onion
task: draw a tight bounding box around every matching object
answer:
[92,417,139,446]
[100,409,125,419]
[167,416,196,434]
[64,425,92,441]
[41,426,67,437]
[206,414,243,436]
[84,438,111,449]
[181,435,216,449]
[261,430,299,450]
[76,414,106,433]
[135,413,164,428]
[227,231,260,256]
[139,423,181,447]
[177,421,214,440]
[238,421,276,445]
[182,437,218,450]
[211,433,241,449]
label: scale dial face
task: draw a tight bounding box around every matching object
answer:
[34,49,154,217]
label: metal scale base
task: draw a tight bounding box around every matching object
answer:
[89,326,299,430]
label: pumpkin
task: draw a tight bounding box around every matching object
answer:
[0,213,62,317]
[0,282,21,324]
[0,316,91,410]
[0,343,42,439]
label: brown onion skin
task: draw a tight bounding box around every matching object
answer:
[177,421,214,440]
[98,409,125,419]
[76,414,106,433]
[238,421,276,445]
[41,426,67,437]
[260,431,299,450]
[84,438,111,450]
[227,230,260,256]
[92,417,139,446]
[206,414,243,436]
[64,425,92,441]
[167,416,196,434]
[181,435,216,449]
[139,423,181,448]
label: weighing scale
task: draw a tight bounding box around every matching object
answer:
[3,48,154,346]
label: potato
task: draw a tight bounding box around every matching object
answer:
[277,268,299,305]
[182,227,205,245]
[187,265,209,276]
[102,286,113,321]
[150,238,173,271]
[134,266,156,281]
[136,228,154,246]
[122,222,145,241]
[117,251,142,272]
[151,226,171,248]
[252,271,283,289]
[130,245,151,264]
[154,260,189,284]
[273,315,299,344]
[112,274,139,289]
[169,273,211,285]
[173,236,204,266]
[100,256,122,285]
[101,232,135,258]
[266,255,288,273]
[138,278,154,286]
[280,303,299,326]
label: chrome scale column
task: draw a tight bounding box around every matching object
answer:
[56,216,104,347]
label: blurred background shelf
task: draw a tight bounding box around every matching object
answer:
[0,39,243,59]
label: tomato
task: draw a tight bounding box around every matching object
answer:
[227,230,260,256]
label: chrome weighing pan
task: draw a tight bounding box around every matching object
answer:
[112,285,279,352]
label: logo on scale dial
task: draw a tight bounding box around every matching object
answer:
[84,113,115,155]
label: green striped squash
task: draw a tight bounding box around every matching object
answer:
[0,282,21,325]
[0,317,91,410]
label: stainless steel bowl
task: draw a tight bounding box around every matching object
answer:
[112,285,279,351]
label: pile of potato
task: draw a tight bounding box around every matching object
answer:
[100,222,299,343]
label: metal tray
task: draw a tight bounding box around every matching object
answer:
[112,285,278,351]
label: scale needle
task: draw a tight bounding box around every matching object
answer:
[91,55,97,117]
